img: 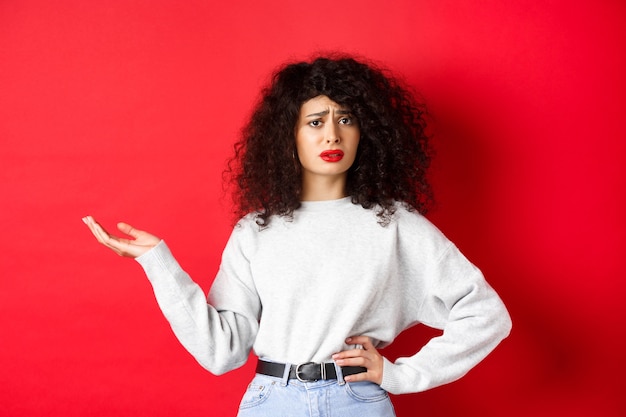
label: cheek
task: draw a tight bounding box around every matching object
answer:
[294,133,305,157]
[295,131,318,158]
[295,141,312,163]
[348,135,361,156]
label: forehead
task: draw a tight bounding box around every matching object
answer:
[299,95,347,114]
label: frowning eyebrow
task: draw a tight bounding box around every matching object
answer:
[305,109,352,118]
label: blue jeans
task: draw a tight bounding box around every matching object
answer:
[237,363,396,417]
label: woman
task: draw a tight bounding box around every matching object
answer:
[83,56,511,416]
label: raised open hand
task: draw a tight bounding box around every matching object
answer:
[82,216,160,258]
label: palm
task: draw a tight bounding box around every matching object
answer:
[83,216,160,258]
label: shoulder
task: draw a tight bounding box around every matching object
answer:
[391,202,454,255]
[392,202,440,231]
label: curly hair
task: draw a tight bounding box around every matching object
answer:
[225,54,433,226]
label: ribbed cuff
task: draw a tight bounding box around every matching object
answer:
[135,240,178,282]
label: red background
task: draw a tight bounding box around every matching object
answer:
[1,1,624,416]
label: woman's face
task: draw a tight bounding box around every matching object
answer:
[295,95,360,194]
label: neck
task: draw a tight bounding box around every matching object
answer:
[300,175,347,201]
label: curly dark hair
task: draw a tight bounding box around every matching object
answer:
[225,54,433,226]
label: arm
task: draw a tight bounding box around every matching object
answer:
[382,245,512,394]
[82,216,259,374]
[135,240,258,374]
[333,243,511,394]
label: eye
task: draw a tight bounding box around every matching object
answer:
[339,117,354,125]
[308,120,322,127]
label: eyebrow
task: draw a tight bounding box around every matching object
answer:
[305,109,352,118]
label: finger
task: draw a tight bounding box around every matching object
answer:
[332,336,373,361]
[346,336,375,349]
[333,348,368,360]
[83,216,125,254]
[92,220,115,245]
[83,216,109,243]
[333,356,368,369]
[342,370,370,383]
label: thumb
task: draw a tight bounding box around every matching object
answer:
[117,222,140,239]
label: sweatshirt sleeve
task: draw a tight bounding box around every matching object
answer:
[135,239,260,375]
[380,241,512,395]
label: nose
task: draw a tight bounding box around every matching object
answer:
[325,123,341,144]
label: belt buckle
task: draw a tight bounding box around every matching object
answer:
[295,362,321,382]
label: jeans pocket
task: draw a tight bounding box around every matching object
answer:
[344,381,390,403]
[238,377,275,410]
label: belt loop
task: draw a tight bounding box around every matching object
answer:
[333,361,346,386]
[280,362,292,387]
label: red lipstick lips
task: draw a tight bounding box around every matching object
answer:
[320,149,344,162]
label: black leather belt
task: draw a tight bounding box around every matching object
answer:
[256,360,366,382]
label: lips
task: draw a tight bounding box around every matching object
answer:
[320,149,344,162]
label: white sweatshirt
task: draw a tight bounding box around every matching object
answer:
[136,197,511,395]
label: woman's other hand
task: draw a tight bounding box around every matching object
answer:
[82,215,160,258]
[332,336,384,385]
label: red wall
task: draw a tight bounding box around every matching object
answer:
[1,1,624,416]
